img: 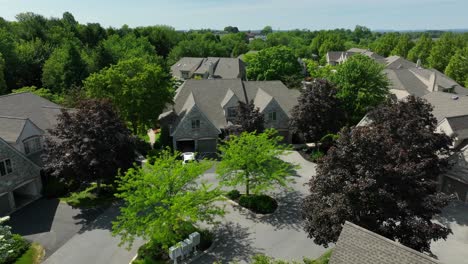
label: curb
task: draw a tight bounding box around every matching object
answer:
[223,195,275,219]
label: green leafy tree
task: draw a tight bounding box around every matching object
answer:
[391,34,414,58]
[134,26,181,58]
[12,86,63,104]
[303,59,335,79]
[302,96,452,254]
[370,32,399,57]
[217,129,297,195]
[168,32,229,65]
[101,33,160,65]
[14,38,53,88]
[112,150,224,249]
[261,26,273,35]
[42,42,88,93]
[84,58,173,134]
[224,26,239,33]
[245,46,302,87]
[428,33,459,72]
[445,46,468,86]
[332,54,389,124]
[248,38,267,51]
[407,34,433,64]
[0,53,6,94]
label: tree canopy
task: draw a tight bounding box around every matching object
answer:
[331,54,390,124]
[112,150,224,249]
[84,58,173,134]
[289,79,344,143]
[245,46,303,88]
[43,99,139,190]
[445,46,468,87]
[217,129,297,195]
[302,96,453,254]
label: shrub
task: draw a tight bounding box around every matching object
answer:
[310,149,324,162]
[239,194,278,214]
[2,234,30,264]
[42,177,71,198]
[226,189,241,200]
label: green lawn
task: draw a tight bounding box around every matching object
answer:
[59,183,115,208]
[305,249,333,264]
[14,243,44,264]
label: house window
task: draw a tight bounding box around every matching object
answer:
[0,159,13,176]
[24,136,42,155]
[227,107,237,118]
[268,111,277,121]
[181,71,190,79]
[192,119,200,129]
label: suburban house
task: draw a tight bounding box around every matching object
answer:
[171,57,246,80]
[326,48,385,65]
[326,48,467,99]
[158,79,299,154]
[330,221,440,264]
[0,92,63,216]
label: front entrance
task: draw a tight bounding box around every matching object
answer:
[13,180,40,209]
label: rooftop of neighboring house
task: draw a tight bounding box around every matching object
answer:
[0,116,44,144]
[329,221,440,264]
[171,57,246,80]
[422,92,468,123]
[0,92,63,133]
[327,48,385,64]
[159,79,299,130]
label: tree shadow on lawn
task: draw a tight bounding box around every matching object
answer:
[232,190,305,232]
[434,201,468,227]
[197,221,262,263]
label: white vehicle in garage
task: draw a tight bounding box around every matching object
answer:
[182,152,196,164]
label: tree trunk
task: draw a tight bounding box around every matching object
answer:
[246,173,250,196]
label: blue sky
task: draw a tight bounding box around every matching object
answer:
[0,0,467,30]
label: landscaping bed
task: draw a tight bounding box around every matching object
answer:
[297,147,324,163]
[13,243,44,264]
[59,183,115,208]
[226,190,278,214]
[133,228,213,264]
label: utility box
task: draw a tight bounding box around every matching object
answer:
[169,244,182,260]
[180,241,188,259]
[184,238,193,253]
[189,232,201,246]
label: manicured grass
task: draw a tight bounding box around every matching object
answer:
[59,183,115,208]
[14,243,45,264]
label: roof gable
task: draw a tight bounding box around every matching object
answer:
[330,222,440,264]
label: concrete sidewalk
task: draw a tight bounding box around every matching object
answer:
[43,204,143,264]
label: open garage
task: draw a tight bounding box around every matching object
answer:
[176,140,195,153]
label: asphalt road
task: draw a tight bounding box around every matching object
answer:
[43,204,143,264]
[195,151,331,263]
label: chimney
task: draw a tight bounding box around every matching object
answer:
[416,58,422,68]
[208,62,215,79]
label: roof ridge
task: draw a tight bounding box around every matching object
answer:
[343,221,440,263]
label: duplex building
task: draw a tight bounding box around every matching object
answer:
[0,92,62,215]
[171,57,246,80]
[159,79,299,154]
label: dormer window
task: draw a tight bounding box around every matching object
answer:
[227,107,237,118]
[0,159,12,176]
[268,111,277,121]
[181,71,190,79]
[24,136,42,155]
[191,119,200,129]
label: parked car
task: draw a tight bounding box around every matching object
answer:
[182,152,196,164]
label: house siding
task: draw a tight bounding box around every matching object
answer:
[0,139,41,212]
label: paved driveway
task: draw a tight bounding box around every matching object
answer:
[195,151,330,263]
[431,202,468,264]
[9,198,105,257]
[43,204,143,264]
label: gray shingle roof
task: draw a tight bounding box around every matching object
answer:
[422,92,468,123]
[0,92,63,132]
[330,222,440,264]
[162,79,299,130]
[0,116,28,143]
[171,57,245,79]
